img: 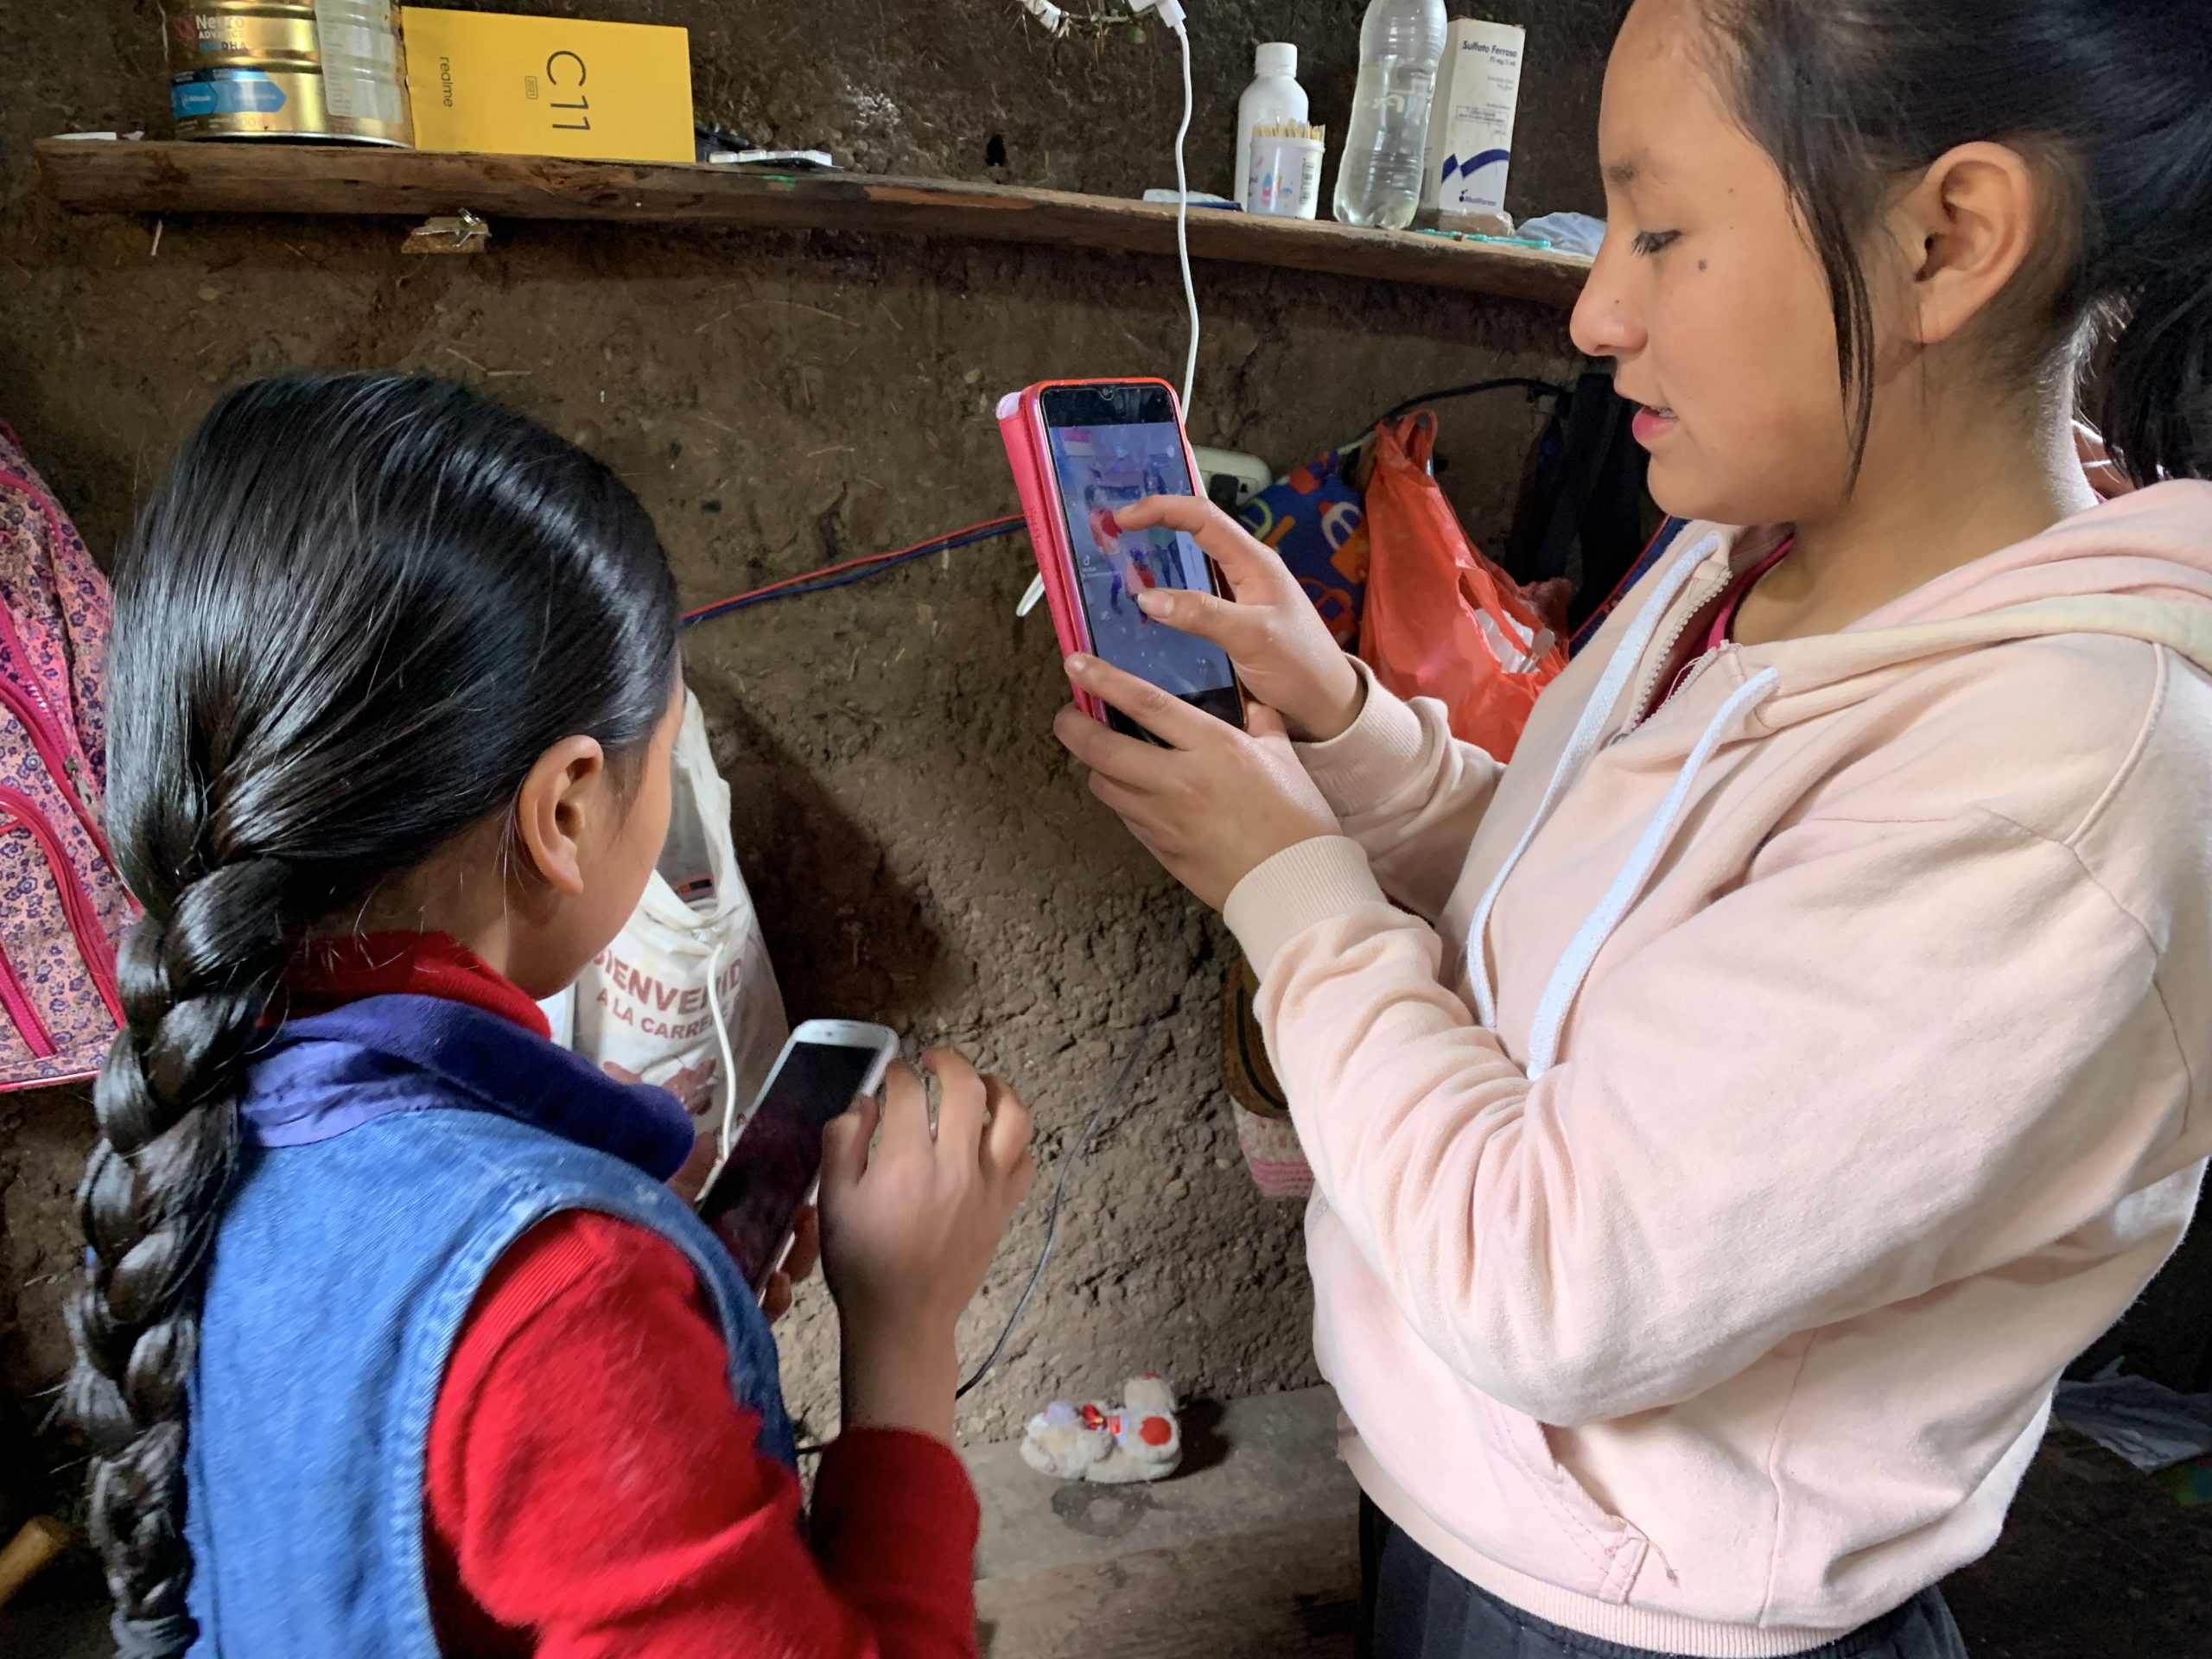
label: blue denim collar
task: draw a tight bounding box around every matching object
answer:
[242,995,695,1180]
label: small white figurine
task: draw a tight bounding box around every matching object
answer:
[1020,1374,1184,1484]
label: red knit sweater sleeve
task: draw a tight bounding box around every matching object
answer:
[424,1211,982,1659]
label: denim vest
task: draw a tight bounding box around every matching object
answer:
[182,995,794,1656]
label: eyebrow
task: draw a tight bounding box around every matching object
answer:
[1603,150,1654,189]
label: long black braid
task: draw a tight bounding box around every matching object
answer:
[61,372,679,1656]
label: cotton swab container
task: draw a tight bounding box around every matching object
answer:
[1246,120,1325,219]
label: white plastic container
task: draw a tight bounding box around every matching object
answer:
[1332,0,1449,229]
[1421,18,1528,226]
[1247,122,1325,219]
[1234,42,1309,213]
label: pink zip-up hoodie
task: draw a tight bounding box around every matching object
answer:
[1224,484,2212,1657]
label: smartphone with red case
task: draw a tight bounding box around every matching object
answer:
[997,378,1245,738]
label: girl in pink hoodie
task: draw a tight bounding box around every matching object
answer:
[1056,2,2212,1656]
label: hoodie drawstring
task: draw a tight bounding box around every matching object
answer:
[1524,667,1780,1078]
[1466,533,1721,1027]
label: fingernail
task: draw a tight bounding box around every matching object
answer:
[1065,654,1090,677]
[1137,590,1173,617]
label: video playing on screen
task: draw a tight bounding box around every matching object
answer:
[1045,421,1238,700]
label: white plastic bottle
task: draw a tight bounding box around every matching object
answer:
[1332,0,1449,230]
[1235,43,1310,213]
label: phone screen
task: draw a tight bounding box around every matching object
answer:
[1040,384,1242,734]
[696,1039,882,1289]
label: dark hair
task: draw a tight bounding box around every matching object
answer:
[61,372,680,1657]
[1706,0,2212,486]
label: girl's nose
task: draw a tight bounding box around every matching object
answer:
[1571,232,1646,361]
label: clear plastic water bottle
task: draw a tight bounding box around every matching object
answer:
[1332,0,1450,230]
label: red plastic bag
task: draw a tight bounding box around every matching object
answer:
[1357,412,1567,760]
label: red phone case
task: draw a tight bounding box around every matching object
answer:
[996,377,1227,726]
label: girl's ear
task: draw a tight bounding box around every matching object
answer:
[512,734,609,897]
[1888,140,2043,351]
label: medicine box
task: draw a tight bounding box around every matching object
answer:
[1421,18,1527,225]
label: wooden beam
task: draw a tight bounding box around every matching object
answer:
[35,140,1589,308]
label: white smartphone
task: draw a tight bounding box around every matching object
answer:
[694,1019,899,1300]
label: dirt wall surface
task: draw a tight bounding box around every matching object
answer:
[0,0,1626,1520]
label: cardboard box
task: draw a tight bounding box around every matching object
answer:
[1421,18,1526,223]
[402,8,693,164]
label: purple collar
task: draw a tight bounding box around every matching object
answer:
[243,995,696,1181]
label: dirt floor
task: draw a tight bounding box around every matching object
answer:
[6,5,2211,1656]
[10,1404,2212,1656]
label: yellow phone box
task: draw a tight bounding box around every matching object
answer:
[401,9,693,164]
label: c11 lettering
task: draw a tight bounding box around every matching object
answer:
[545,49,590,130]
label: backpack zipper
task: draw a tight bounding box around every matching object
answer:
[0,521,74,740]
[0,465,111,831]
[0,899,57,1058]
[0,784,124,1027]
[0,665,111,863]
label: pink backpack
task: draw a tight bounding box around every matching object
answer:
[0,423,132,1089]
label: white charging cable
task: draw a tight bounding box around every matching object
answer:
[1014,2,1200,621]
[705,937,743,1169]
[1171,11,1199,412]
[1131,0,1200,413]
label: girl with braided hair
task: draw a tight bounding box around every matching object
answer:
[63,372,1033,1659]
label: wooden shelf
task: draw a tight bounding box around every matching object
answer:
[35,139,1590,308]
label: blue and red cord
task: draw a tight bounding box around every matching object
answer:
[680,514,1026,627]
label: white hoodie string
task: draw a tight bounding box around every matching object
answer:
[1465,533,1722,1027]
[1523,667,1780,1079]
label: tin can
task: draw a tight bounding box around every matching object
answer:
[166,2,412,147]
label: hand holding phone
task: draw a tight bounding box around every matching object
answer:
[1052,658,1341,912]
[998,378,1247,741]
[695,1020,900,1300]
[1106,493,1368,744]
[819,1050,1036,1442]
